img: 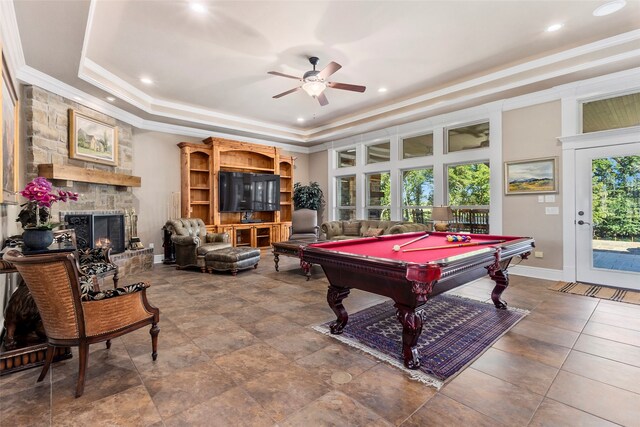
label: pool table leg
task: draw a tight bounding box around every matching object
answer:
[395,303,423,370]
[327,285,351,334]
[274,253,280,271]
[487,258,511,310]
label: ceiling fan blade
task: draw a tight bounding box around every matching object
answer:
[268,71,302,80]
[316,92,329,106]
[273,87,301,99]
[327,82,366,93]
[317,61,342,80]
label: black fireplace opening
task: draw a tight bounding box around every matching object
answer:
[64,213,126,254]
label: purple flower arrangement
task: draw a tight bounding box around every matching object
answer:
[17,177,79,230]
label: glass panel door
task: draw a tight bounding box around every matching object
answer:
[575,143,640,289]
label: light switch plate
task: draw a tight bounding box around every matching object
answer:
[545,206,559,215]
[545,195,556,203]
[538,195,544,203]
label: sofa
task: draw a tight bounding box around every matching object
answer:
[165,218,232,272]
[321,220,431,241]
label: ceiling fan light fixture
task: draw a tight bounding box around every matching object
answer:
[302,80,326,97]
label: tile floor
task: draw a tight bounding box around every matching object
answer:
[1,253,639,426]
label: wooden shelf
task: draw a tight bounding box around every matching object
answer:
[190,168,210,173]
[191,201,210,205]
[38,164,141,187]
[220,164,274,172]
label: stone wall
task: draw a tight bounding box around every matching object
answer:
[23,85,136,219]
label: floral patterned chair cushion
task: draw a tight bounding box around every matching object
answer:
[81,282,150,302]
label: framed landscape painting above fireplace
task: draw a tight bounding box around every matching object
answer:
[68,109,118,166]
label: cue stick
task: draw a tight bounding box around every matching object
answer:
[392,233,430,251]
[402,240,506,252]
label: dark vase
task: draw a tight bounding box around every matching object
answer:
[22,229,54,251]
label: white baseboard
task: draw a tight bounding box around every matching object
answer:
[154,255,164,264]
[509,265,563,281]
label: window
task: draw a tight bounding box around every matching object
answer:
[447,162,490,206]
[366,142,390,164]
[337,149,356,168]
[446,122,489,153]
[582,92,640,133]
[447,162,490,233]
[336,175,356,220]
[402,133,433,159]
[366,172,390,220]
[401,168,434,224]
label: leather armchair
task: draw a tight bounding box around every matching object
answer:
[289,209,320,241]
[165,218,232,272]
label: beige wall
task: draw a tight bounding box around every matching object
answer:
[502,101,563,270]
[309,150,329,223]
[132,130,201,256]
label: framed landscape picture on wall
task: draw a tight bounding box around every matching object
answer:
[68,109,118,166]
[505,157,558,195]
[1,51,20,204]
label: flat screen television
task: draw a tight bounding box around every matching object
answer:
[219,171,280,212]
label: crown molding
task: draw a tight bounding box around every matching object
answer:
[0,0,26,79]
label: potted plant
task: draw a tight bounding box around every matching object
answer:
[17,177,78,250]
[293,181,324,211]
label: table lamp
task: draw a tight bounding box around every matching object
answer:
[432,206,453,232]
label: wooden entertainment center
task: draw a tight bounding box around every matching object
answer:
[178,137,294,249]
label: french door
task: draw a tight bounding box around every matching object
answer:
[575,143,640,289]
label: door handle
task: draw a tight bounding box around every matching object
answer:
[577,220,591,225]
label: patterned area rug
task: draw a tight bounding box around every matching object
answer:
[549,281,640,305]
[314,295,527,389]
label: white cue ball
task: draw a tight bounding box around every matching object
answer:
[393,245,401,252]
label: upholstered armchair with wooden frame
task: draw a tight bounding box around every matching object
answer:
[4,250,160,398]
[165,218,232,272]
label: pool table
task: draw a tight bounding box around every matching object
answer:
[301,231,534,369]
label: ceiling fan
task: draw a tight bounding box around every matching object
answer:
[268,57,366,106]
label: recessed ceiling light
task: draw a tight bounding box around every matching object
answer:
[189,2,207,14]
[546,23,563,32]
[140,77,153,85]
[593,0,626,16]
[106,96,116,102]
[73,96,82,101]
[378,87,388,93]
[297,117,305,123]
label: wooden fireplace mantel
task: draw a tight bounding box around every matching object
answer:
[37,164,141,188]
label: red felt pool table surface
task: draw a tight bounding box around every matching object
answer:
[309,231,526,265]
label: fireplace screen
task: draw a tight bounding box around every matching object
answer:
[64,213,125,253]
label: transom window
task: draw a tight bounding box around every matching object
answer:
[337,149,356,168]
[402,133,433,159]
[446,122,489,153]
[582,92,640,133]
[366,142,391,164]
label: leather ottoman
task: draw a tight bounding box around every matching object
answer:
[205,247,261,275]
